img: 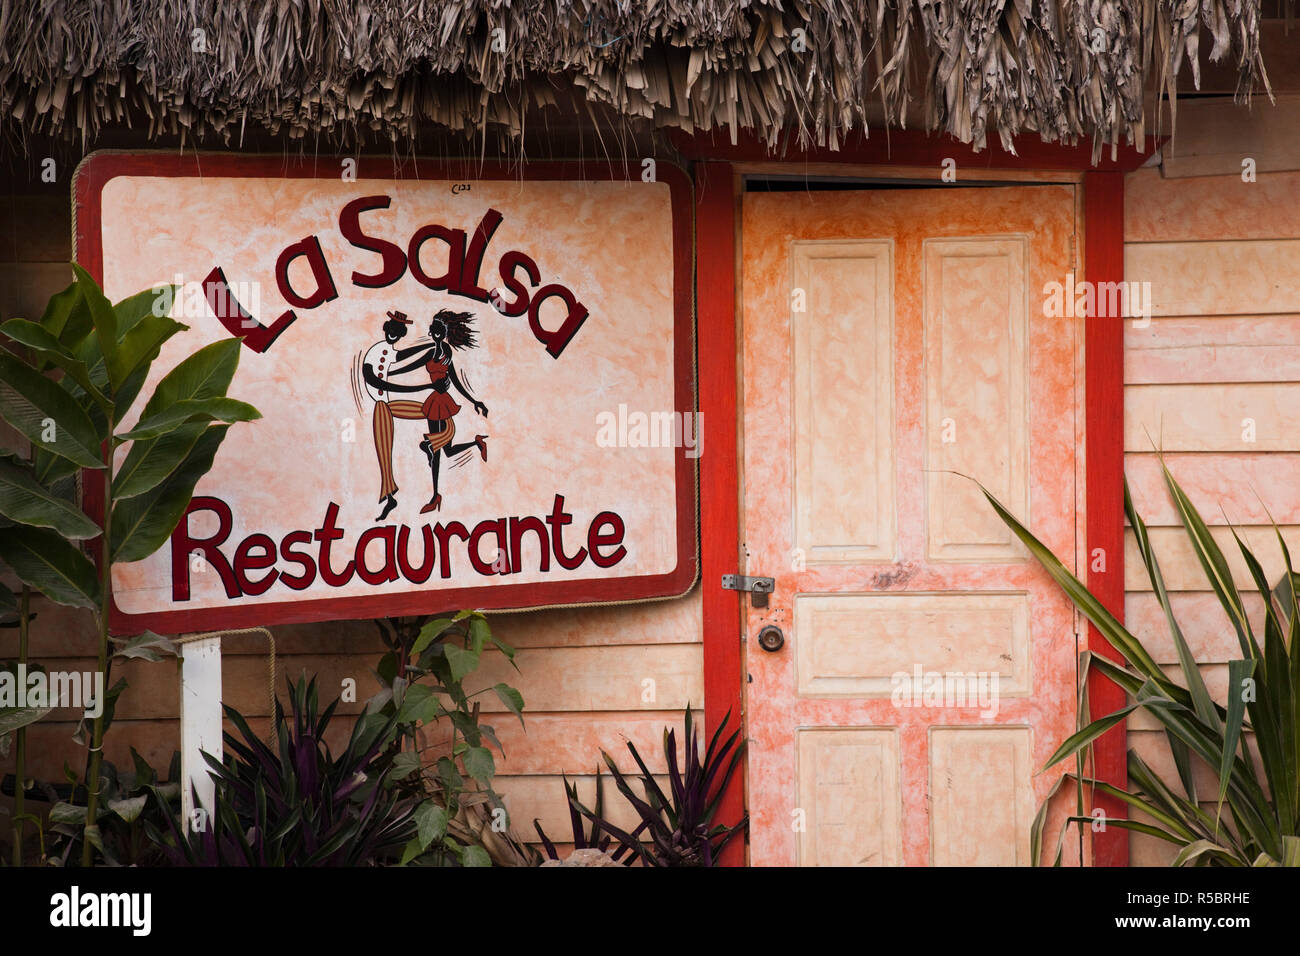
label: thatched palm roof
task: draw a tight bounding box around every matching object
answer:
[0,1,1272,154]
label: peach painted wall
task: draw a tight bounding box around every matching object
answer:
[1123,164,1300,864]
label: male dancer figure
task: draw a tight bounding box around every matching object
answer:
[363,310,436,521]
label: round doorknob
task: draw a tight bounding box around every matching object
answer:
[757,625,785,652]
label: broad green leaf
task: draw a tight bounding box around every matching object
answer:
[490,631,516,661]
[463,746,495,782]
[112,286,177,341]
[396,683,440,725]
[31,445,84,487]
[444,643,479,683]
[0,706,53,734]
[0,525,100,608]
[112,631,178,662]
[107,794,148,823]
[0,458,99,539]
[106,314,186,394]
[436,756,463,791]
[108,359,154,422]
[38,280,90,346]
[399,836,424,866]
[389,751,422,781]
[0,318,109,411]
[449,710,482,747]
[461,845,491,867]
[110,424,230,563]
[71,264,117,368]
[0,351,105,468]
[68,286,172,406]
[49,801,86,824]
[1,318,67,366]
[411,616,456,656]
[469,616,489,654]
[117,397,259,443]
[414,801,449,850]
[112,422,206,500]
[140,338,242,419]
[492,683,525,720]
[84,824,104,851]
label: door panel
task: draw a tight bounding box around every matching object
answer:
[741,185,1081,867]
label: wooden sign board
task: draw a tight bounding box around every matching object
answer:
[75,154,697,632]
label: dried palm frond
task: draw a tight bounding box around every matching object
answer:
[0,1,1275,156]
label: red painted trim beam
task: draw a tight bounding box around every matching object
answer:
[1084,170,1129,867]
[695,161,746,866]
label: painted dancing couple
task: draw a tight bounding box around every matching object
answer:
[363,309,488,521]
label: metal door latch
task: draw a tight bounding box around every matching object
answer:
[722,574,775,608]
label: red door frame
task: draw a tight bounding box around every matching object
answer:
[684,130,1153,867]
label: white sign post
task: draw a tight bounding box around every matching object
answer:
[178,636,222,834]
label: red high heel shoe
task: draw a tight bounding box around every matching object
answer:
[474,435,488,462]
[420,494,442,515]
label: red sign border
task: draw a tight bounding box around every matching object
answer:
[75,152,699,634]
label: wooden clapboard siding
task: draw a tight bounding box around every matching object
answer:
[1122,163,1300,866]
[0,595,703,848]
[0,194,70,263]
[0,192,72,322]
[1125,592,1266,664]
[1155,94,1300,179]
[0,183,706,857]
[19,718,183,785]
[1125,316,1300,383]
[1126,453,1300,525]
[1123,526,1300,591]
[1126,239,1300,317]
[1126,383,1300,451]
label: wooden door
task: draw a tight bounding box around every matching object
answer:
[740,184,1082,866]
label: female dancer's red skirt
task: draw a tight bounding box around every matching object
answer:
[420,391,461,421]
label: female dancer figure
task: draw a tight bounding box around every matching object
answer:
[387,309,488,513]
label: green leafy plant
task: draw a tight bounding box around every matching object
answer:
[553,706,746,867]
[983,463,1300,866]
[372,610,530,866]
[0,266,259,864]
[42,749,183,867]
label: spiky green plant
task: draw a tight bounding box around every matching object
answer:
[983,463,1300,866]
